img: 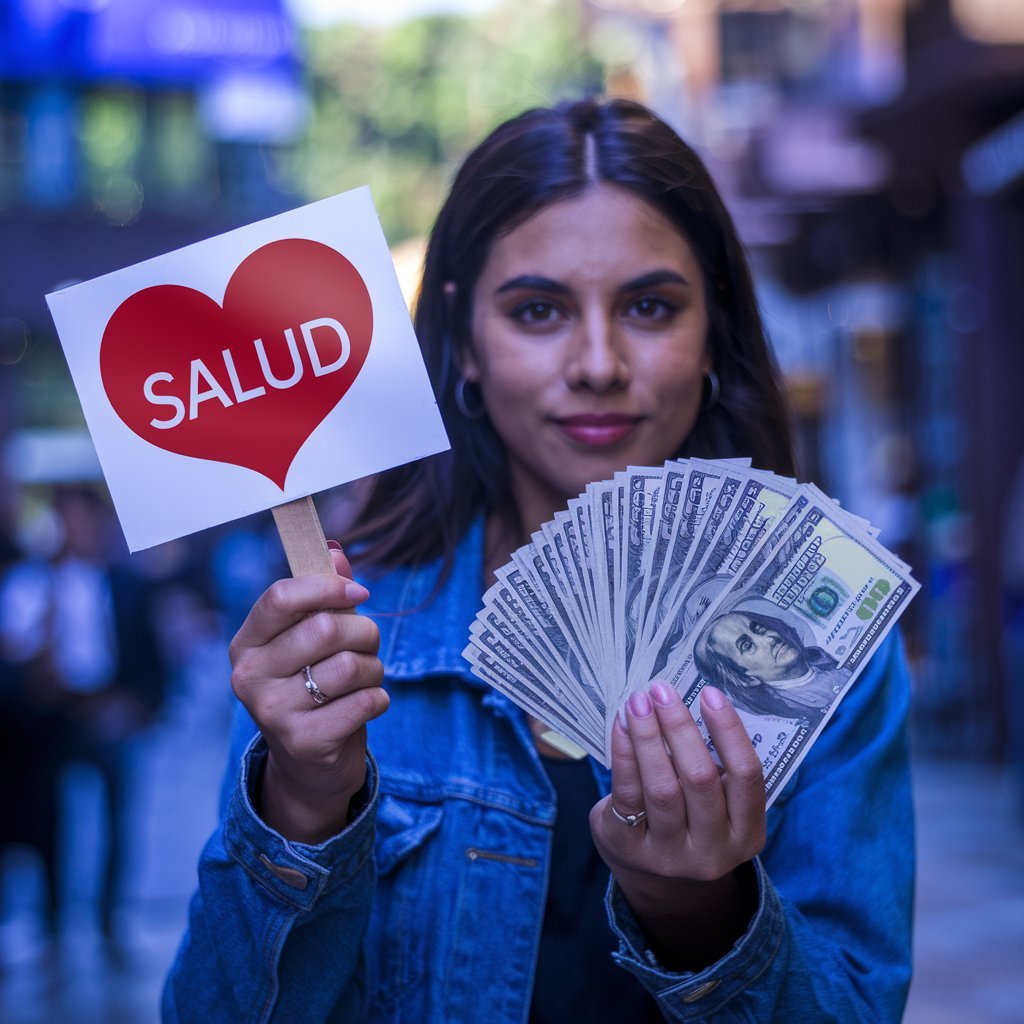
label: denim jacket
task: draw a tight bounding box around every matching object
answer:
[163,518,914,1023]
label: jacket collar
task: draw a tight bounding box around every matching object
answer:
[363,516,486,685]
[361,516,613,788]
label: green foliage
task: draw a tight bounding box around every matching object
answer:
[284,1,604,244]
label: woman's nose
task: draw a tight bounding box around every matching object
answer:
[564,315,630,392]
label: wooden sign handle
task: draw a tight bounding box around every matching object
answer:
[272,496,335,577]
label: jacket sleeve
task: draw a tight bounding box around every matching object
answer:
[606,631,915,1023]
[162,723,379,1024]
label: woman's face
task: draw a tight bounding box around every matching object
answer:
[708,613,804,684]
[465,183,710,534]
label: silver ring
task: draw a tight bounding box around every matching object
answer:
[611,805,647,828]
[303,665,329,706]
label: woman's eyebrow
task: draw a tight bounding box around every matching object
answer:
[620,269,691,292]
[494,274,570,296]
[494,269,691,296]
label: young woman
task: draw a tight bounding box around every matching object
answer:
[163,99,913,1023]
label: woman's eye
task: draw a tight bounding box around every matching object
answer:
[510,300,560,325]
[626,295,677,321]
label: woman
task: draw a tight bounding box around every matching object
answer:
[693,607,852,720]
[163,99,913,1022]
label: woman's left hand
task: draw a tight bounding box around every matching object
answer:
[589,680,766,969]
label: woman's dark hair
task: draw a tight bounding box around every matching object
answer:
[346,97,794,576]
[693,609,835,718]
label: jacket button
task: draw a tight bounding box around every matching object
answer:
[258,853,309,890]
[682,980,720,1003]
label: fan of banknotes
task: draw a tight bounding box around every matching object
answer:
[462,458,919,806]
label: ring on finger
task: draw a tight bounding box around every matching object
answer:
[611,805,647,828]
[303,664,330,706]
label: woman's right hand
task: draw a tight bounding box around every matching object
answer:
[230,546,388,844]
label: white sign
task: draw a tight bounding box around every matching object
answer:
[46,186,450,551]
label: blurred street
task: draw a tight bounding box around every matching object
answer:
[1,676,1022,1023]
[907,758,1024,1024]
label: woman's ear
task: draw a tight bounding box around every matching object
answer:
[457,346,480,383]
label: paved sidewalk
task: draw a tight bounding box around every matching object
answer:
[1,714,1022,1022]
[904,758,1024,1024]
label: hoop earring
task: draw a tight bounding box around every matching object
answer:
[455,376,486,420]
[702,369,720,411]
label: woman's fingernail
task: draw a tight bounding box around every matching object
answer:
[651,680,674,707]
[616,706,628,732]
[628,691,653,718]
[326,539,342,551]
[702,685,725,711]
[345,581,369,602]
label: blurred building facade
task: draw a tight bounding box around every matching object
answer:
[0,0,305,456]
[585,0,1024,761]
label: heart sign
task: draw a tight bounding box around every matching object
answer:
[99,238,373,489]
[48,186,450,552]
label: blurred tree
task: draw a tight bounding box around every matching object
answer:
[286,0,603,243]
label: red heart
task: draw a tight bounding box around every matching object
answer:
[100,238,373,489]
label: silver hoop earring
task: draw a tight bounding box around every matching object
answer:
[455,376,486,420]
[702,369,720,411]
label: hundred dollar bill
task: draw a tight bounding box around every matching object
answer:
[586,479,621,674]
[635,464,725,648]
[540,519,603,673]
[629,461,741,687]
[618,467,663,694]
[490,566,605,717]
[470,605,600,729]
[461,642,605,761]
[695,467,798,582]
[514,539,594,669]
[661,496,919,804]
[566,500,601,640]
[632,469,803,687]
[567,494,610,670]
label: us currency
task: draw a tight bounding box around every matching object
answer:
[470,602,601,732]
[617,467,662,694]
[634,463,723,651]
[660,496,919,803]
[632,467,802,688]
[508,546,608,717]
[566,500,601,644]
[461,642,605,760]
[489,566,604,723]
[629,462,745,688]
[633,462,687,630]
[464,459,919,787]
[541,517,601,670]
[520,536,595,665]
[586,480,620,673]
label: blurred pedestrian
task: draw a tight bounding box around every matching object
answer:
[1002,459,1024,816]
[0,506,66,943]
[0,484,168,948]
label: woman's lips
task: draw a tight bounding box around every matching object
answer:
[554,414,644,447]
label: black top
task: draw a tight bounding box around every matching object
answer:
[529,755,664,1023]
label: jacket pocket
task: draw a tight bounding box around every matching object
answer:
[367,791,445,1013]
[375,792,444,874]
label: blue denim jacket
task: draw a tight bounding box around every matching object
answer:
[163,518,914,1023]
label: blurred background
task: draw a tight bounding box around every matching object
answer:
[0,0,1022,1021]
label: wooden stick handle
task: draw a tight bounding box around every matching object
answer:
[271,496,335,577]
